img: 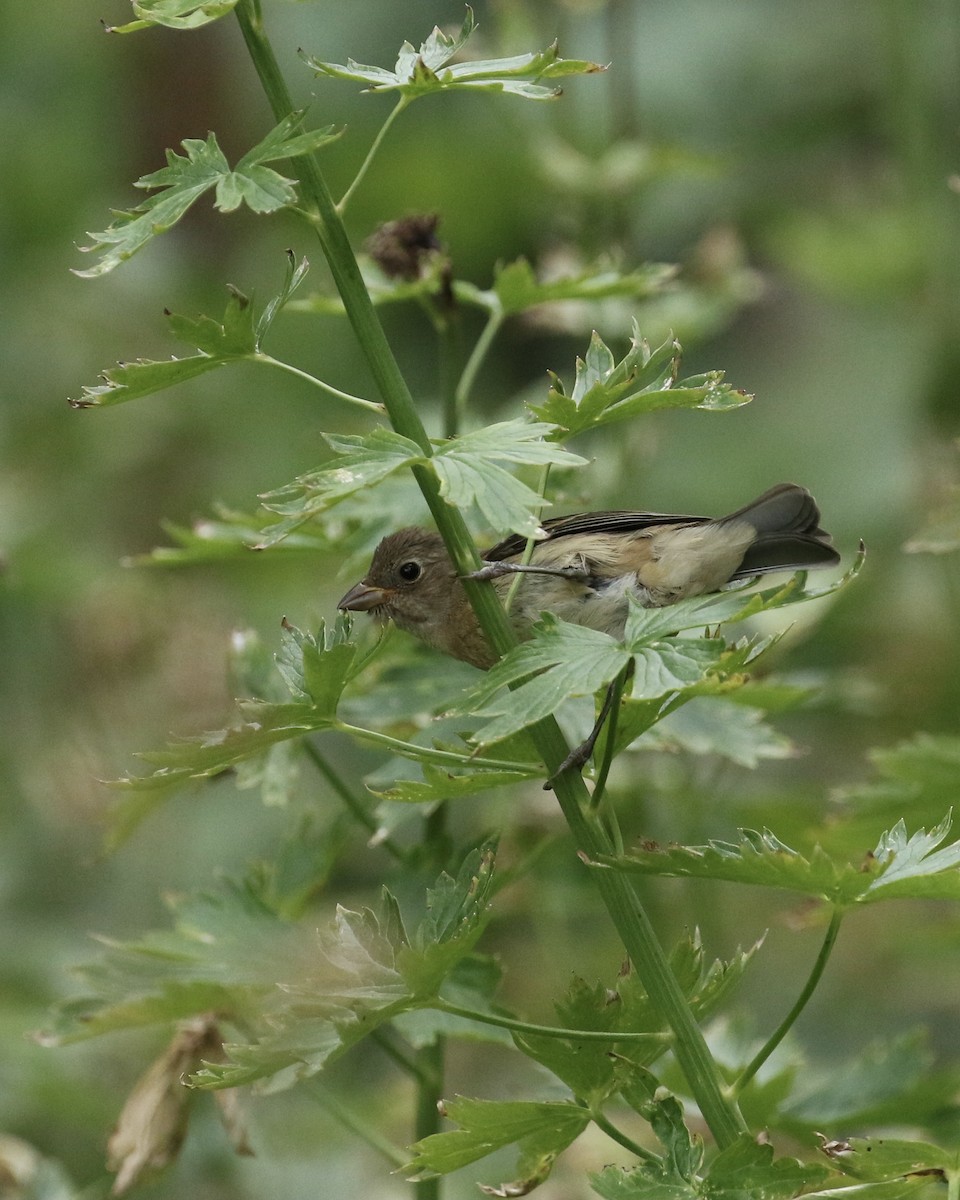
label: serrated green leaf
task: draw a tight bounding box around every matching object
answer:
[529,324,751,438]
[126,504,329,567]
[70,261,313,408]
[104,618,361,841]
[433,420,585,535]
[641,697,794,768]
[398,845,497,997]
[591,1124,830,1200]
[257,428,423,545]
[462,615,630,745]
[820,1135,956,1181]
[38,882,300,1045]
[784,1030,934,1126]
[274,617,358,710]
[597,814,960,907]
[307,8,604,102]
[403,1096,589,1179]
[492,258,675,317]
[706,1137,832,1200]
[515,936,758,1106]
[109,0,239,31]
[75,118,337,276]
[367,762,535,803]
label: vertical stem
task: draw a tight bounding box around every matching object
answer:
[413,1037,445,1200]
[233,0,745,1149]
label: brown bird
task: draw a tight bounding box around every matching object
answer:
[338,483,840,670]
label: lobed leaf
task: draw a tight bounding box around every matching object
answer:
[492,257,676,317]
[403,1096,589,1184]
[75,119,337,276]
[70,259,311,409]
[108,0,239,32]
[529,324,751,438]
[591,1122,830,1200]
[307,7,604,102]
[596,814,960,907]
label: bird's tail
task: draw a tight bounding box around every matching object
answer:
[723,483,840,578]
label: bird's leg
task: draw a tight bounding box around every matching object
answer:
[465,559,591,583]
[543,660,635,791]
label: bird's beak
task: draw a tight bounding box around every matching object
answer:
[337,580,393,612]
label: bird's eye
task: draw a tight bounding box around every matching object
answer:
[398,560,422,582]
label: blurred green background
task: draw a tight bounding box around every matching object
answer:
[3,0,960,1196]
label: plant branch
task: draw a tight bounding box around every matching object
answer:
[588,1107,659,1164]
[334,722,536,773]
[731,907,844,1096]
[301,739,411,863]
[255,354,384,411]
[304,1080,409,1167]
[414,1036,445,1200]
[454,306,503,424]
[432,999,670,1046]
[337,96,411,216]
[233,0,745,1148]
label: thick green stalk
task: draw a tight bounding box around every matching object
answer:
[233,0,745,1148]
[413,1037,445,1200]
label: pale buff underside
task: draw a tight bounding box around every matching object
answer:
[493,521,755,640]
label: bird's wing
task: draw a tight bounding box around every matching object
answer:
[486,510,708,561]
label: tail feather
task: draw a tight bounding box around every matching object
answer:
[723,484,840,577]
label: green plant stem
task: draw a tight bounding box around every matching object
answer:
[256,353,383,411]
[433,999,669,1046]
[370,1027,436,1087]
[302,740,410,863]
[453,307,503,423]
[413,1036,445,1200]
[334,721,536,773]
[731,907,844,1096]
[304,1080,409,1167]
[337,96,411,216]
[588,1108,658,1163]
[234,0,745,1149]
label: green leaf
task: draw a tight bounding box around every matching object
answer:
[820,1135,957,1181]
[455,544,860,751]
[492,257,676,317]
[397,845,498,997]
[640,697,794,768]
[108,0,239,32]
[432,420,586,536]
[307,8,605,102]
[75,118,337,276]
[367,762,535,804]
[403,1096,589,1182]
[596,814,960,907]
[529,325,751,438]
[515,935,758,1106]
[104,619,358,844]
[461,615,630,745]
[784,1030,935,1126]
[181,846,499,1092]
[590,1122,830,1200]
[257,428,424,545]
[69,260,311,408]
[259,419,582,545]
[126,504,329,567]
[38,882,300,1044]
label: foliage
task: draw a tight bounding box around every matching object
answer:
[29,1,960,1198]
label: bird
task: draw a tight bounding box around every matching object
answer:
[337,483,840,670]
